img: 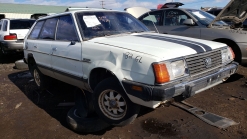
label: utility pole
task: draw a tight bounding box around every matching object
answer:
[100,1,105,8]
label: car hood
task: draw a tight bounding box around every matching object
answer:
[125,7,150,18]
[89,32,226,60]
[209,0,247,27]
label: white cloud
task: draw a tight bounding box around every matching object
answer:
[0,0,231,10]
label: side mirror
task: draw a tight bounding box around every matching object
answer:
[70,41,76,45]
[183,19,195,26]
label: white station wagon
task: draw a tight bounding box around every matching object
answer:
[23,8,238,127]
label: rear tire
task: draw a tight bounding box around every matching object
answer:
[0,45,5,61]
[93,77,140,126]
[28,59,50,90]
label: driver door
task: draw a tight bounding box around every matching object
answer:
[160,9,201,39]
[51,14,85,87]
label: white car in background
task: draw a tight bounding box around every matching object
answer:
[0,18,35,55]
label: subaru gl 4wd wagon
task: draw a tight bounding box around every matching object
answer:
[127,0,247,65]
[0,19,35,55]
[23,8,237,127]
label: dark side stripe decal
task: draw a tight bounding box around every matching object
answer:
[135,35,205,53]
[146,34,213,51]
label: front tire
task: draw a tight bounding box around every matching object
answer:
[93,77,140,126]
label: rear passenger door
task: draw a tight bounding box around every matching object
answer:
[51,14,83,86]
[26,18,57,78]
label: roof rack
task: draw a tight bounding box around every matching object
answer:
[65,7,107,12]
[158,2,184,9]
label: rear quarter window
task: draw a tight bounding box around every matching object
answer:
[10,20,35,30]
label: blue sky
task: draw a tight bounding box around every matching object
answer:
[0,0,231,10]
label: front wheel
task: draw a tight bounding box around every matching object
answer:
[93,77,140,126]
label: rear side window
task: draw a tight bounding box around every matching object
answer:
[3,20,8,31]
[39,18,58,40]
[28,21,45,39]
[56,15,78,41]
[10,20,35,29]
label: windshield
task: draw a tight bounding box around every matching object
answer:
[186,9,228,26]
[76,11,149,40]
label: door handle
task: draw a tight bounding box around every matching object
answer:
[52,47,57,51]
[34,46,37,48]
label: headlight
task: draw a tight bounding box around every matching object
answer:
[170,60,186,78]
[153,60,186,84]
[221,47,235,63]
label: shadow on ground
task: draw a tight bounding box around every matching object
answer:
[7,70,154,135]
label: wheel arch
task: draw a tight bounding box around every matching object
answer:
[26,53,35,68]
[88,67,123,91]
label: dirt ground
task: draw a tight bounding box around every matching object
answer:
[0,55,247,139]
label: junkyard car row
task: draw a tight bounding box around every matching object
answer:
[0,0,245,133]
[126,0,247,65]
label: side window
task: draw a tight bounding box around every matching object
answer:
[139,11,162,26]
[163,10,190,26]
[28,21,45,39]
[3,20,8,31]
[39,18,58,40]
[56,15,78,41]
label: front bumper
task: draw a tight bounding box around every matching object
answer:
[122,62,238,101]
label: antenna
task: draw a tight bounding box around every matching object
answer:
[100,1,105,8]
[148,12,159,33]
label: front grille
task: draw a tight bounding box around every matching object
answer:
[185,50,222,76]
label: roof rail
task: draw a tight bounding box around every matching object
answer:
[65,7,107,12]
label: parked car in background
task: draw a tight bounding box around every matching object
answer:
[23,7,238,130]
[0,18,35,55]
[127,0,247,65]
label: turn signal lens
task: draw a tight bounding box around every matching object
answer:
[153,63,170,84]
[228,47,235,60]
